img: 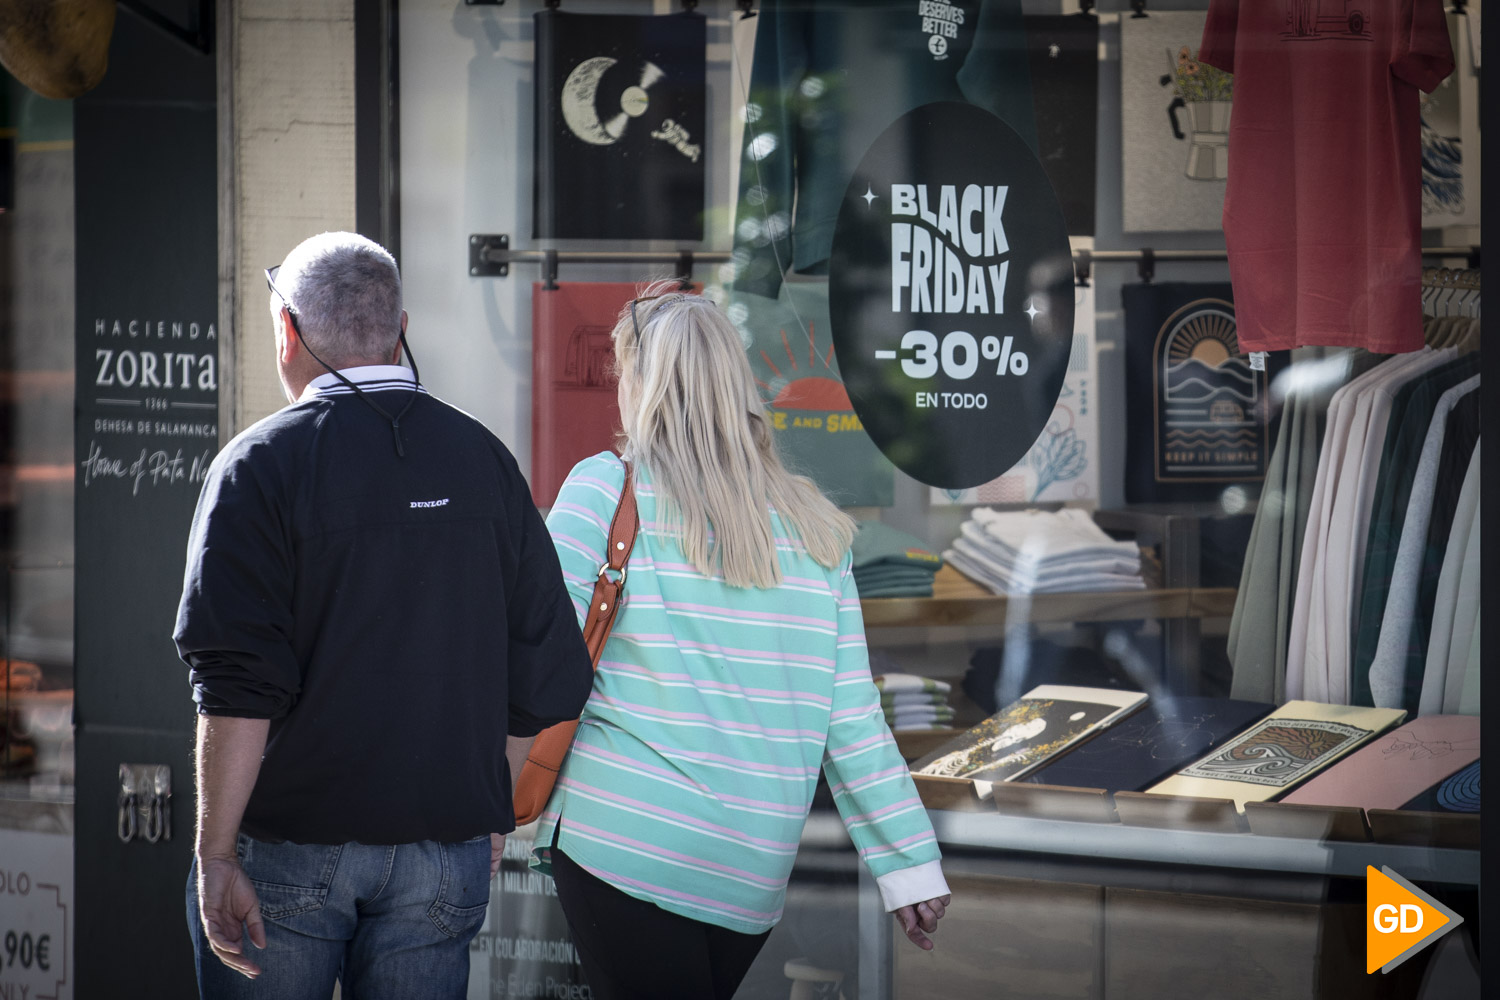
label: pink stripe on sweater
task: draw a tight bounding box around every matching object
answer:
[642,741,816,777]
[858,830,935,857]
[560,779,800,851]
[592,694,825,739]
[571,744,807,815]
[570,474,622,497]
[597,661,833,705]
[563,820,784,887]
[551,532,604,564]
[829,764,908,797]
[841,797,922,825]
[663,601,832,628]
[614,633,837,668]
[551,501,611,533]
[826,733,888,759]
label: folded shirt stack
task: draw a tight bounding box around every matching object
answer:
[874,673,955,732]
[945,508,1144,594]
[852,521,944,598]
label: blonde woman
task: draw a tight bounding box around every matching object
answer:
[531,283,951,999]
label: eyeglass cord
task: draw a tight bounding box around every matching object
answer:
[297,327,423,459]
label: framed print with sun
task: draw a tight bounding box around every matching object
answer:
[1153,298,1266,485]
[1123,283,1283,503]
[730,280,895,507]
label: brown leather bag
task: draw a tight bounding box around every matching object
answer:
[512,463,639,826]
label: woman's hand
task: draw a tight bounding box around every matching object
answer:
[894,893,951,950]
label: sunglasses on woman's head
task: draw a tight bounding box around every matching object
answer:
[628,293,689,346]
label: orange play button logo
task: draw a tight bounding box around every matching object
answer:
[1367,866,1464,973]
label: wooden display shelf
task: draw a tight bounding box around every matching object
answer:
[859,565,1237,628]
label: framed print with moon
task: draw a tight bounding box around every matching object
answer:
[533,9,706,241]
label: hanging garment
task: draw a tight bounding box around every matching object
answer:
[1200,0,1454,352]
[1352,352,1482,703]
[1291,349,1454,702]
[1228,350,1378,702]
[1421,442,1479,715]
[1024,13,1099,236]
[1456,620,1479,715]
[1285,353,1426,700]
[1367,375,1479,710]
[729,0,1036,300]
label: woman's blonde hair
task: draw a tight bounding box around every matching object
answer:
[612,280,854,588]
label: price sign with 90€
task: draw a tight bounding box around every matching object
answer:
[828,102,1074,490]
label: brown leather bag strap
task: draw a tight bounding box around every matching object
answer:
[512,461,639,821]
[579,462,638,664]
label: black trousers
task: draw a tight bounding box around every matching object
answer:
[550,847,772,1000]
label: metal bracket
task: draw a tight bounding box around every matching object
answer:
[676,252,695,288]
[1078,0,1095,14]
[1130,0,1149,17]
[543,249,560,290]
[736,0,757,17]
[1137,248,1156,284]
[1074,248,1092,288]
[681,0,700,10]
[118,764,172,844]
[470,234,510,278]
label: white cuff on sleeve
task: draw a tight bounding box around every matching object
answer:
[874,859,950,912]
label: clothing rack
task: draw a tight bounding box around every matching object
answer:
[1421,267,1481,321]
[467,234,1481,289]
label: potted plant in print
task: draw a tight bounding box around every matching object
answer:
[1161,45,1233,180]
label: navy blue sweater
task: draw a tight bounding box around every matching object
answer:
[175,378,593,845]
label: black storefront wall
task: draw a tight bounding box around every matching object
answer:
[73,7,217,996]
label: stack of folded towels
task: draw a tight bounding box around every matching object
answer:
[851,521,944,598]
[873,673,955,732]
[945,508,1144,594]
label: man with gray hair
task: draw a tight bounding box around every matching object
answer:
[175,232,594,997]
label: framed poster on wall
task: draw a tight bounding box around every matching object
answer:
[1120,11,1228,233]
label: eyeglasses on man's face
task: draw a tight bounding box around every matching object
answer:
[265,265,296,314]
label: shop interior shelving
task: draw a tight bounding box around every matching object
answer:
[859,564,1236,629]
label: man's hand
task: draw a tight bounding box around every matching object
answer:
[894,893,951,951]
[198,856,267,978]
[490,833,505,879]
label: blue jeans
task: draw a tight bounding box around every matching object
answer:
[187,832,491,999]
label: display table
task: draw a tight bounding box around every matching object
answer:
[853,803,1479,1000]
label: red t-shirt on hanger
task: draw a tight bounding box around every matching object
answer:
[1200,0,1454,353]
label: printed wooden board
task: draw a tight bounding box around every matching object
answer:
[911,686,1147,794]
[1145,702,1406,810]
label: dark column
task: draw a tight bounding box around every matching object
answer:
[73,4,217,995]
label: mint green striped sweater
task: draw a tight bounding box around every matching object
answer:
[531,453,946,934]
